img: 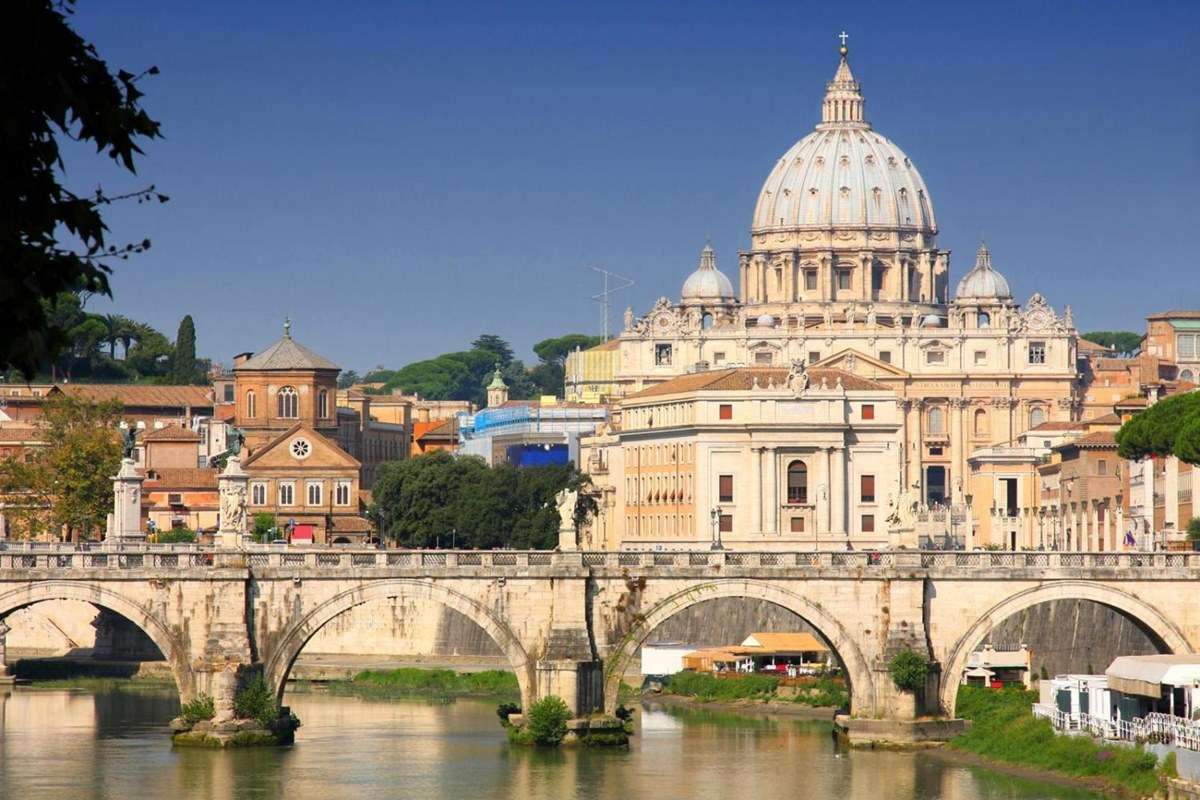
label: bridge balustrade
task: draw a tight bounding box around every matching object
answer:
[0,546,1196,572]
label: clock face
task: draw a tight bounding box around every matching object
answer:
[656,314,672,328]
[290,438,312,460]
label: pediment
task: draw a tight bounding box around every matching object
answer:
[810,348,910,379]
[243,423,360,469]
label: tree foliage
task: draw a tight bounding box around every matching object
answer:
[532,334,604,367]
[369,451,594,549]
[2,0,167,378]
[1082,331,1143,356]
[888,648,929,693]
[525,695,571,746]
[167,315,203,384]
[471,334,514,367]
[1116,392,1200,465]
[0,394,123,540]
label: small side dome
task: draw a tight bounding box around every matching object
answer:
[920,314,942,327]
[955,242,1012,301]
[681,241,736,302]
[756,314,776,328]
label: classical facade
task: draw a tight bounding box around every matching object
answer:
[567,42,1081,547]
[580,366,903,550]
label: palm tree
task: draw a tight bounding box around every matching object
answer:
[103,314,124,358]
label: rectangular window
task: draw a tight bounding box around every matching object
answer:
[655,343,672,366]
[718,514,733,533]
[808,351,821,364]
[837,270,851,291]
[1179,334,1196,360]
[805,270,817,291]
[1097,459,1108,475]
[754,351,773,365]
[251,482,267,506]
[878,350,891,364]
[718,475,734,503]
[862,514,875,533]
[861,474,875,503]
[974,350,987,366]
[222,384,234,402]
[926,350,945,364]
[713,352,726,365]
[168,493,183,506]
[278,482,294,506]
[307,480,323,506]
[790,517,805,533]
[1028,341,1046,365]
[336,480,351,506]
[718,404,732,420]
[861,404,875,420]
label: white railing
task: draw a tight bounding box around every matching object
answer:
[1036,704,1200,752]
[0,545,1199,573]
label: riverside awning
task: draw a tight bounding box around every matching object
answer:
[1106,655,1200,698]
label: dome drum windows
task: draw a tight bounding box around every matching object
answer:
[277,386,299,419]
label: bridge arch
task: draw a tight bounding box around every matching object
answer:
[0,580,191,698]
[263,579,533,709]
[602,579,877,716]
[940,580,1191,717]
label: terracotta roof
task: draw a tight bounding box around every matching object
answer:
[0,425,45,444]
[625,367,888,399]
[329,515,374,532]
[61,384,213,408]
[738,632,828,654]
[142,468,219,489]
[1058,431,1117,450]
[1147,310,1200,321]
[413,418,457,442]
[586,338,621,352]
[1086,413,1122,426]
[236,333,339,371]
[1077,338,1116,354]
[141,425,201,443]
[1116,396,1149,408]
[1027,421,1083,432]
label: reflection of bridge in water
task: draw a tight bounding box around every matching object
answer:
[1,545,1197,729]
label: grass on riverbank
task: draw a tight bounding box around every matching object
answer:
[664,672,848,708]
[18,676,175,692]
[950,686,1171,797]
[329,668,521,699]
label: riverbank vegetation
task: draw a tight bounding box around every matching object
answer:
[950,686,1172,797]
[325,668,521,700]
[664,671,848,708]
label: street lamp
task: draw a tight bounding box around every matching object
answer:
[709,507,724,551]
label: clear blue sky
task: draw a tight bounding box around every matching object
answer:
[69,0,1199,372]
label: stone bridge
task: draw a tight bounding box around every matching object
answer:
[2,546,1198,724]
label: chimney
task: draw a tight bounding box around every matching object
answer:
[417,406,430,423]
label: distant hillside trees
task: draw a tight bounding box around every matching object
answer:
[1082,331,1142,357]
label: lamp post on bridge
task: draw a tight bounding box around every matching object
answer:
[709,507,724,550]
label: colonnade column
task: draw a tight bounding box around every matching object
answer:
[1102,504,1112,551]
[831,446,846,536]
[819,447,832,535]
[750,446,763,535]
[1143,460,1155,543]
[950,399,965,504]
[766,446,779,535]
[1165,458,1180,532]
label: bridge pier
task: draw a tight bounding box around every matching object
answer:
[0,620,13,685]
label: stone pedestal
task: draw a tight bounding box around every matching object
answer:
[889,526,917,549]
[217,457,249,549]
[107,458,145,547]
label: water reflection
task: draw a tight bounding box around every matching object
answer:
[0,687,1098,800]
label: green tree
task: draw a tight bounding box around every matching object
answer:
[524,695,571,746]
[1,0,166,379]
[888,648,929,693]
[471,334,514,366]
[337,369,361,389]
[532,334,604,367]
[0,394,123,541]
[1116,392,1200,465]
[252,512,278,543]
[1082,331,1143,356]
[168,315,201,384]
[1187,517,1200,542]
[154,527,197,544]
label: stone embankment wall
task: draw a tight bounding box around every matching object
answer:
[3,597,1162,678]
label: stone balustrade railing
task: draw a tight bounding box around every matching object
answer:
[1,544,1199,572]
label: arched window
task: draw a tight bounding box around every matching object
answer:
[978,311,991,329]
[245,390,257,419]
[277,385,298,419]
[928,406,945,434]
[318,389,329,418]
[1029,406,1046,429]
[973,408,989,437]
[1181,369,1195,383]
[787,461,808,505]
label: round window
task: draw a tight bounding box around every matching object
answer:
[290,438,312,460]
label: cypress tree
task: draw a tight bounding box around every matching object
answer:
[171,315,198,384]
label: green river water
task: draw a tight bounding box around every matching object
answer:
[0,686,1099,800]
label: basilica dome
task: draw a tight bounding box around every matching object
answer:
[955,242,1012,301]
[681,241,736,302]
[752,48,936,236]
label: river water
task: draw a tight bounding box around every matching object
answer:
[0,687,1097,800]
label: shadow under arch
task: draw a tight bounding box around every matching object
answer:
[602,579,877,716]
[263,578,533,709]
[940,580,1191,717]
[0,580,191,698]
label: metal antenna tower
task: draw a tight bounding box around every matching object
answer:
[590,266,634,340]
